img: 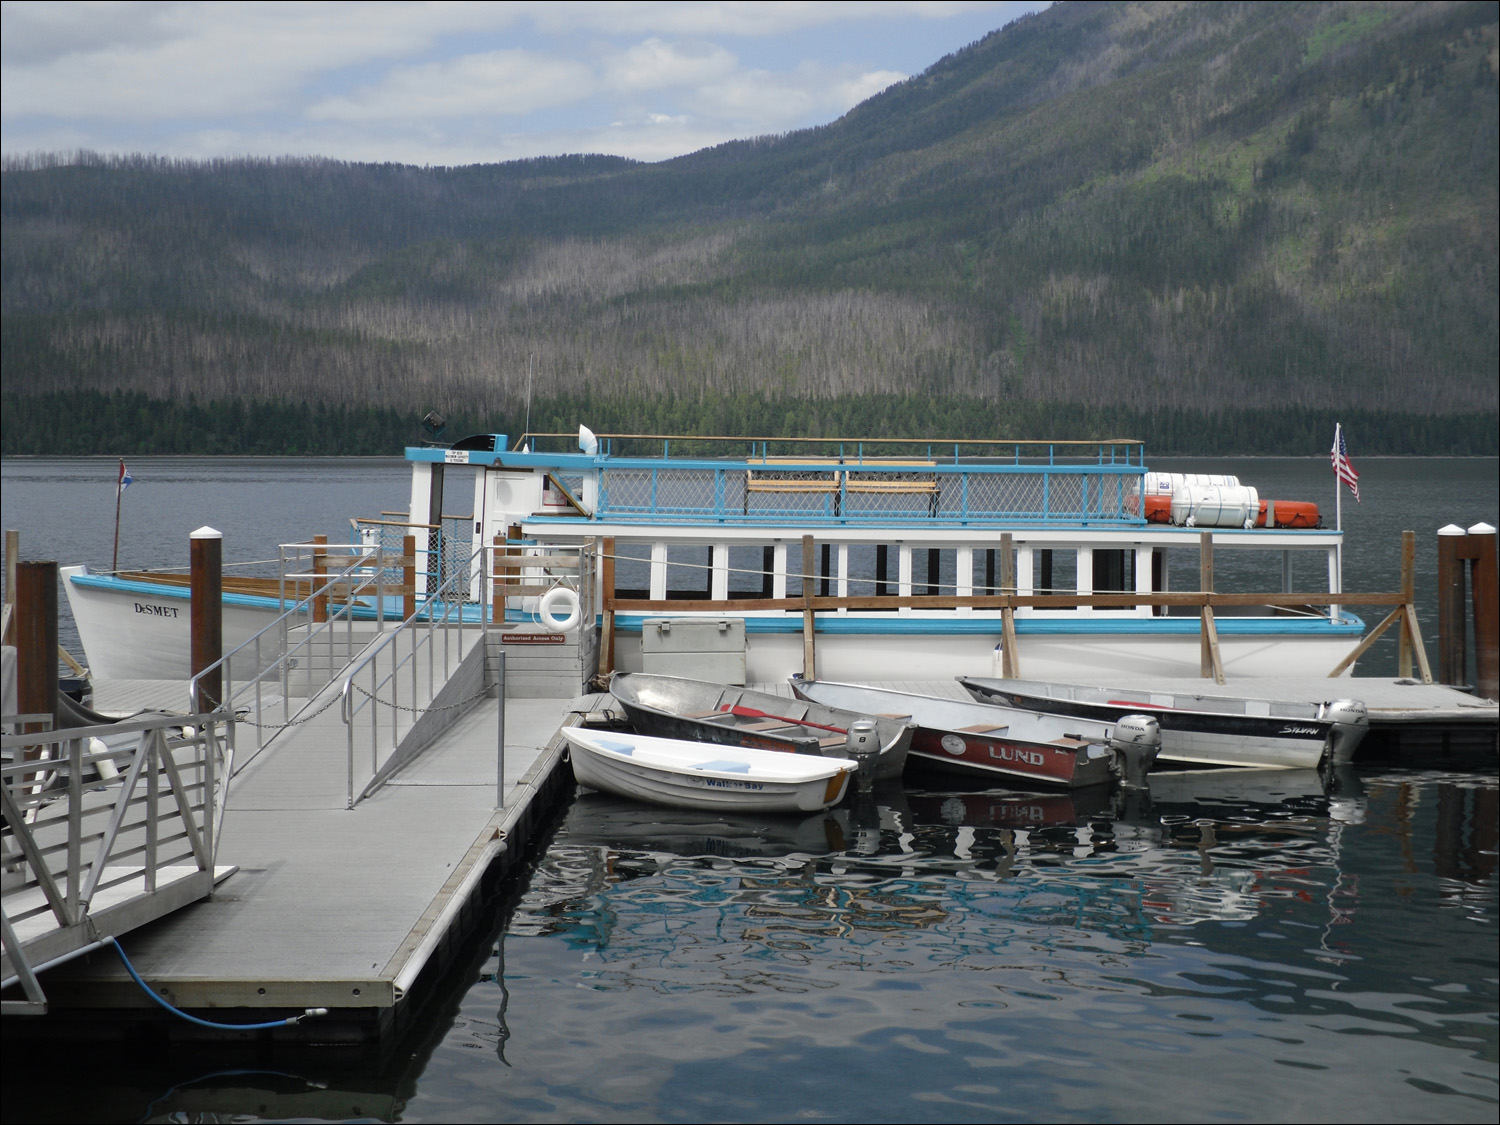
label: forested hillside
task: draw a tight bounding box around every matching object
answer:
[3,1,1496,454]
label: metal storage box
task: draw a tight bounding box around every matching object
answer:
[640,618,746,684]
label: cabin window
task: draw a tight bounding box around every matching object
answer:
[612,542,652,599]
[970,547,1015,595]
[1091,549,1134,592]
[664,545,713,599]
[727,545,773,598]
[1031,548,1077,598]
[911,548,954,596]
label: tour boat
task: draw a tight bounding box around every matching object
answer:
[61,431,1367,690]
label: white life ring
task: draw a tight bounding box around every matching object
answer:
[538,585,581,633]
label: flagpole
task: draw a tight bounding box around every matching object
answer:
[112,459,124,572]
[1333,424,1343,624]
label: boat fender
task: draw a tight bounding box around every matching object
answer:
[1107,714,1161,789]
[89,736,119,781]
[538,585,581,633]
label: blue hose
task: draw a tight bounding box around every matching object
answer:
[108,938,327,1031]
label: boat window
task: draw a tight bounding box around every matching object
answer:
[727,545,773,598]
[970,547,1012,595]
[913,548,952,597]
[1031,548,1077,598]
[1092,549,1134,593]
[611,542,652,599]
[842,544,890,598]
[665,545,712,599]
[1157,544,1329,617]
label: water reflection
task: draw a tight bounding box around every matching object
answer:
[477,767,1496,1122]
[6,767,1493,1124]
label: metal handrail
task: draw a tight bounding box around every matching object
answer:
[339,544,494,809]
[188,543,409,765]
[1,710,230,1006]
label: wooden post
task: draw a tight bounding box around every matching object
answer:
[16,561,59,733]
[312,533,328,624]
[801,534,817,678]
[601,536,617,678]
[1438,525,1468,687]
[492,534,505,626]
[1199,531,1224,683]
[402,535,417,621]
[190,527,222,711]
[999,532,1019,678]
[1471,523,1499,701]
[1398,530,1415,678]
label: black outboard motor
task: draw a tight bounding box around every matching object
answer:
[1108,714,1162,789]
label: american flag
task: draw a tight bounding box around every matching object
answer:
[1331,424,1359,502]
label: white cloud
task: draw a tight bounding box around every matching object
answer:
[603,37,738,92]
[0,1,1045,163]
[310,50,597,122]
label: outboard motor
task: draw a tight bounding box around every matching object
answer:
[1108,714,1162,789]
[844,718,882,793]
[1318,698,1369,764]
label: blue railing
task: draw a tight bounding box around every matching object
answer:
[586,459,1148,527]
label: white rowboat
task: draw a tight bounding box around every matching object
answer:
[562,727,857,813]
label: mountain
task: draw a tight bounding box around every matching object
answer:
[2,0,1496,454]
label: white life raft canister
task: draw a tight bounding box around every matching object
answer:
[1169,482,1260,528]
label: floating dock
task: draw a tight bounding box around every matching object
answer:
[7,668,601,1043]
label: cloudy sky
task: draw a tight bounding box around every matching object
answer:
[1,1,1048,167]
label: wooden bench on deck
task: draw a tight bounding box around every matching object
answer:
[744,458,940,516]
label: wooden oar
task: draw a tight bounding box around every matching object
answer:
[722,703,847,734]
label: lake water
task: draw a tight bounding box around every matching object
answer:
[1,455,1496,1122]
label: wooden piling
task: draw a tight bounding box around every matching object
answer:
[403,535,417,621]
[1438,525,1468,688]
[312,533,328,624]
[190,527,223,711]
[1470,524,1498,701]
[1437,523,1498,701]
[15,560,59,732]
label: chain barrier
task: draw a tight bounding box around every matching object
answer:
[348,681,493,717]
[233,691,343,731]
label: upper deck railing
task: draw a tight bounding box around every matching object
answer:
[513,434,1150,528]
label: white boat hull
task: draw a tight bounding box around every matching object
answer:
[61,566,282,681]
[608,620,1360,685]
[562,728,855,813]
